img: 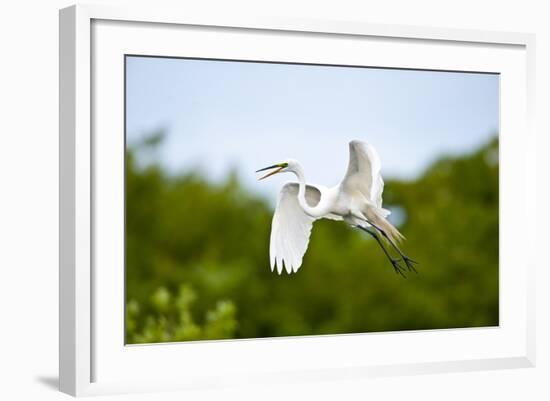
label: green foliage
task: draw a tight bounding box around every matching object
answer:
[126,284,237,343]
[126,135,499,343]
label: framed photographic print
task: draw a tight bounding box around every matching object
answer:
[59,4,536,396]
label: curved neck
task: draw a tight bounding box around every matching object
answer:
[292,164,326,218]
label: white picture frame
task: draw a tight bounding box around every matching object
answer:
[59,4,536,397]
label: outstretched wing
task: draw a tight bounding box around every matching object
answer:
[341,140,386,210]
[269,182,322,274]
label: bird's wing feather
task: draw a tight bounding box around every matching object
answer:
[270,182,322,274]
[341,140,387,211]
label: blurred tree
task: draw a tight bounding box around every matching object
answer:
[126,284,237,343]
[125,134,499,343]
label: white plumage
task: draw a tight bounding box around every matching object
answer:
[269,183,319,274]
[343,140,386,211]
[257,140,413,276]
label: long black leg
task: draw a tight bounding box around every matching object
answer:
[356,225,407,277]
[366,221,418,273]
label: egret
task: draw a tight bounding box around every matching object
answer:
[256,140,417,276]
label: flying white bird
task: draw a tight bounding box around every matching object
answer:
[256,140,417,276]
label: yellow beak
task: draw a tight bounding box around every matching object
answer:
[256,164,284,180]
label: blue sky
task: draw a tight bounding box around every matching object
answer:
[126,56,499,200]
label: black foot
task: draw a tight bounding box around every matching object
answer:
[402,256,418,273]
[391,259,407,278]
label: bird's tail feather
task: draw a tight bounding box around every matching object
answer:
[366,207,405,244]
